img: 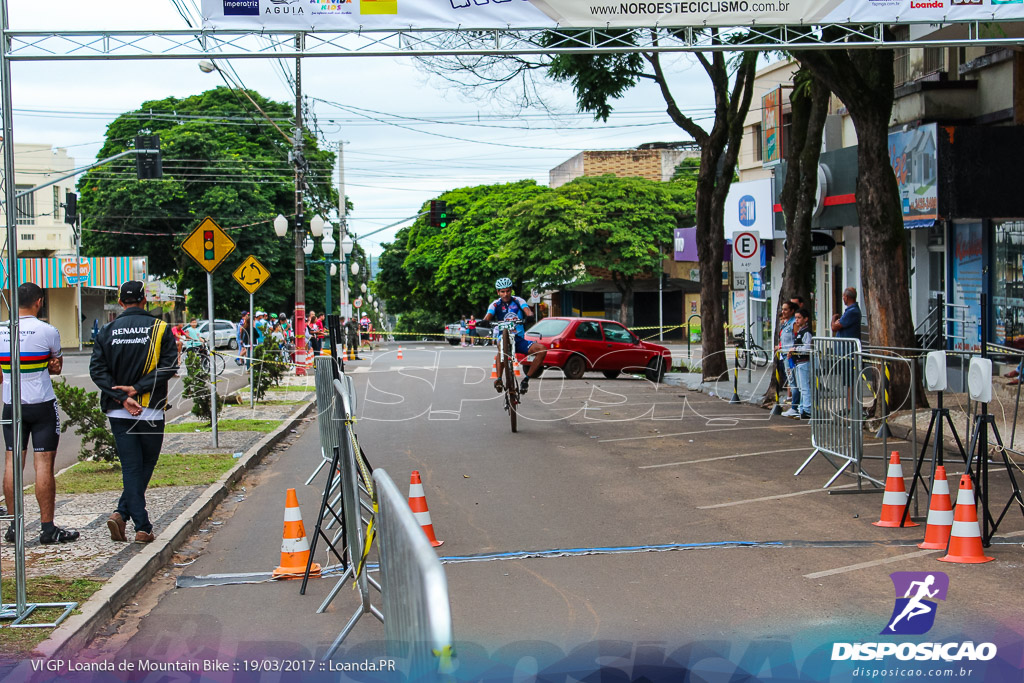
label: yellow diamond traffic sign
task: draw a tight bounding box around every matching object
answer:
[232,255,271,294]
[182,217,236,273]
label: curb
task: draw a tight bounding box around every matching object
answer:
[15,397,318,670]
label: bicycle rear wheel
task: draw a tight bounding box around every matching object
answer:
[735,343,749,370]
[502,329,518,433]
[750,343,769,368]
[212,351,226,376]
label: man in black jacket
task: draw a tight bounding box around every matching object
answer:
[90,281,177,544]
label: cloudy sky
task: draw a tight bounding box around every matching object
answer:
[6,0,730,256]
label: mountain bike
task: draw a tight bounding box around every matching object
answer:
[734,324,769,370]
[184,342,225,376]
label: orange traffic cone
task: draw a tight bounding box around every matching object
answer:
[873,451,919,528]
[514,361,521,377]
[397,346,403,360]
[272,488,321,579]
[490,361,499,380]
[408,471,443,547]
[918,465,954,549]
[938,474,994,564]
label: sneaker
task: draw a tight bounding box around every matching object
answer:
[800,412,812,420]
[781,408,799,417]
[107,512,128,542]
[135,531,155,544]
[39,525,79,545]
[3,525,13,543]
[493,379,504,393]
[520,376,530,394]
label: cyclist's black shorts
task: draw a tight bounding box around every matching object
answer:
[3,399,61,453]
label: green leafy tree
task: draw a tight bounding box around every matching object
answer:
[251,336,285,402]
[53,381,118,464]
[79,86,338,318]
[504,175,690,325]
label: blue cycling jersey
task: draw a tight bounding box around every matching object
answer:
[487,296,529,336]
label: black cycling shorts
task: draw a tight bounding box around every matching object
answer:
[3,399,61,453]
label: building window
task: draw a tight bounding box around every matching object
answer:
[923,47,945,75]
[15,184,34,225]
[753,123,763,162]
[893,26,910,86]
[20,233,34,241]
[53,187,61,221]
[993,220,1024,346]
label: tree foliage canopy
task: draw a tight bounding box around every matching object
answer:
[78,86,344,318]
[377,173,695,331]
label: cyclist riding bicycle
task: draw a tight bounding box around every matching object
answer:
[479,277,548,394]
[182,319,205,352]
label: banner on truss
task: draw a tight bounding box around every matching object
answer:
[203,0,1024,31]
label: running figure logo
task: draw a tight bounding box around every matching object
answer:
[882,571,949,635]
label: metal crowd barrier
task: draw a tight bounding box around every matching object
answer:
[795,337,883,489]
[307,356,341,486]
[373,468,456,679]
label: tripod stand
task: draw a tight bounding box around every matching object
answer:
[966,401,1024,546]
[902,389,969,526]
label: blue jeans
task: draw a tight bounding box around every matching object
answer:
[794,361,812,415]
[110,418,165,534]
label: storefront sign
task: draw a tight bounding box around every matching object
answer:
[950,221,983,353]
[762,87,784,166]
[724,178,775,240]
[890,124,939,228]
[61,257,91,286]
[673,227,698,261]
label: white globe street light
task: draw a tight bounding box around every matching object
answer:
[351,262,359,276]
[361,283,367,293]
[330,264,337,276]
[322,233,337,256]
[341,237,354,255]
[273,214,288,238]
[310,214,325,238]
[302,237,314,256]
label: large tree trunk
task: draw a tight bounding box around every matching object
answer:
[765,68,830,403]
[796,39,923,409]
[696,143,728,379]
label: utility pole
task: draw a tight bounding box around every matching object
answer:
[338,141,348,320]
[292,33,307,376]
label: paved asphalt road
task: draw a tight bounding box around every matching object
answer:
[17,348,252,487]
[77,342,1024,676]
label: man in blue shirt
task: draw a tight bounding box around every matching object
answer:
[481,277,548,394]
[831,287,862,340]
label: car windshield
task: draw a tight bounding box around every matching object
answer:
[526,319,569,337]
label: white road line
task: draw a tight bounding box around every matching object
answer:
[640,446,813,469]
[598,424,808,443]
[803,549,941,579]
[698,483,859,509]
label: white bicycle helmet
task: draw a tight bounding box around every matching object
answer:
[495,277,513,290]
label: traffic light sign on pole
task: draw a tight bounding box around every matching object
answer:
[429,200,448,228]
[135,134,163,180]
[182,217,236,273]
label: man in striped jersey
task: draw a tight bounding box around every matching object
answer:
[1,282,78,544]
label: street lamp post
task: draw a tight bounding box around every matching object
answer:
[303,217,344,315]
[275,211,324,375]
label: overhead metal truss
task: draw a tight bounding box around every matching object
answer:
[4,21,1024,61]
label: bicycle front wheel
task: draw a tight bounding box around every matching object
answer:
[502,329,518,433]
[750,344,769,368]
[735,345,748,370]
[212,351,226,376]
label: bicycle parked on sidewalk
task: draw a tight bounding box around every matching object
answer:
[734,323,769,370]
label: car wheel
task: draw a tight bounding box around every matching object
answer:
[602,370,621,379]
[645,356,666,383]
[563,354,586,380]
[228,339,238,350]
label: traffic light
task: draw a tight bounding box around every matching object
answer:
[135,135,163,180]
[429,200,448,228]
[203,230,215,260]
[64,191,77,225]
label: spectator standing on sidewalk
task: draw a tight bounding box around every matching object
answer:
[778,301,801,417]
[1,282,79,545]
[789,308,814,420]
[831,287,862,340]
[90,281,177,544]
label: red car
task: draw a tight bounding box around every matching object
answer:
[521,317,671,382]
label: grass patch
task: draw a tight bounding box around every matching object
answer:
[0,576,103,658]
[165,419,281,434]
[266,385,312,392]
[51,453,236,494]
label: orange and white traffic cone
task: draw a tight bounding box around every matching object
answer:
[408,470,443,547]
[514,361,521,377]
[272,488,321,580]
[397,346,403,360]
[918,465,954,550]
[938,474,994,564]
[490,361,499,380]
[873,451,919,528]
